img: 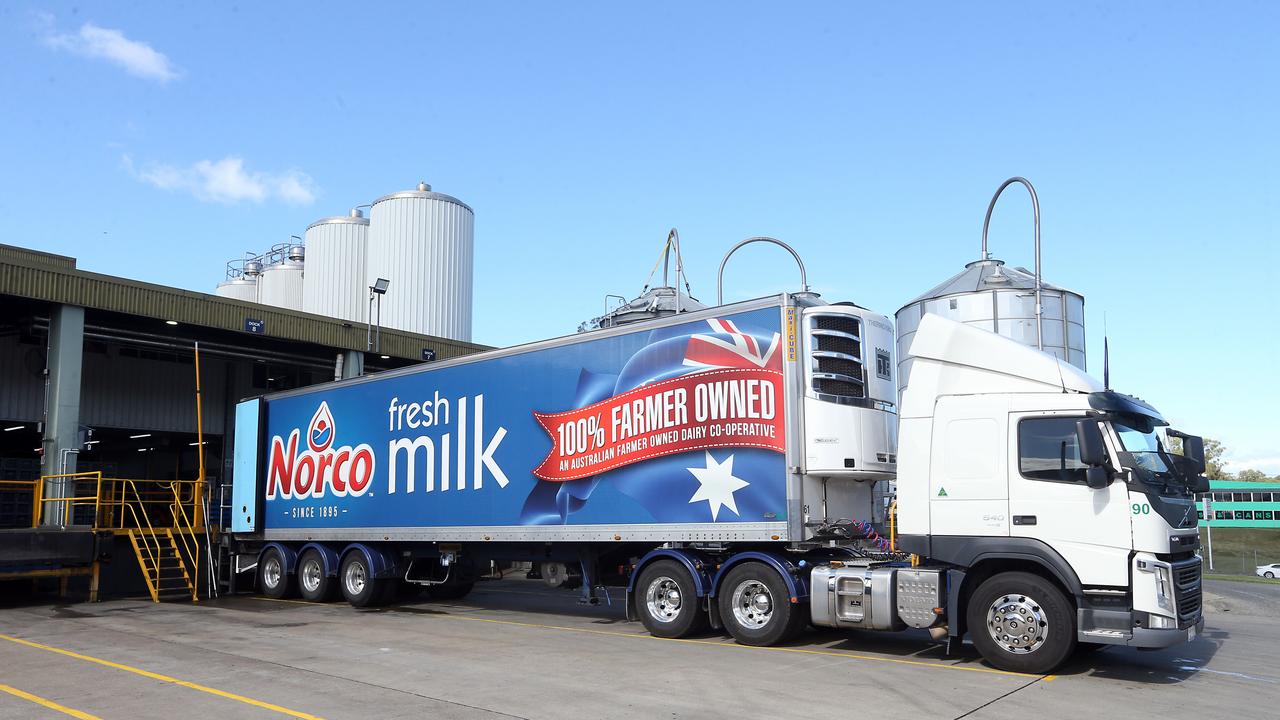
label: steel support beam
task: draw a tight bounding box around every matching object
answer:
[40,304,84,525]
[340,349,364,379]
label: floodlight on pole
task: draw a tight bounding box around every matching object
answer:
[368,278,390,352]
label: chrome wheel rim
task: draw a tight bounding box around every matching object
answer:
[644,576,683,623]
[300,559,322,594]
[344,562,367,597]
[987,594,1048,654]
[263,557,282,589]
[730,580,774,630]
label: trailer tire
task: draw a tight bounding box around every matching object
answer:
[259,547,295,599]
[635,560,707,638]
[967,571,1076,674]
[340,552,387,608]
[428,581,475,601]
[297,549,336,602]
[717,562,805,646]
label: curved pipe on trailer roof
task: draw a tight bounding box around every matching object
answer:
[981,176,1043,350]
[716,236,809,305]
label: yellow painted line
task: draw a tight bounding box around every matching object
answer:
[0,634,324,720]
[0,684,102,720]
[251,595,1044,679]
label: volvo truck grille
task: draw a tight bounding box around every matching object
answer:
[1172,557,1202,623]
[809,314,865,401]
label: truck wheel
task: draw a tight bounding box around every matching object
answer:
[428,581,476,601]
[297,549,336,602]
[259,547,295,599]
[967,572,1076,674]
[635,560,707,638]
[717,562,805,646]
[340,552,387,608]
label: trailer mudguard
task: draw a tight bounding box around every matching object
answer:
[260,542,298,574]
[627,548,713,597]
[341,543,397,579]
[299,542,341,577]
[711,551,809,602]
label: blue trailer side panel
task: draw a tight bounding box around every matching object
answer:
[257,307,791,539]
[231,398,263,532]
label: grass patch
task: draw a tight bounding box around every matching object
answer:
[1204,573,1280,585]
[1200,526,1280,576]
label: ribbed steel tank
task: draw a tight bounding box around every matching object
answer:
[214,260,262,302]
[366,182,474,340]
[258,247,305,311]
[302,209,369,322]
[895,178,1086,392]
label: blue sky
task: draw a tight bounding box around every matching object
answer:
[1,2,1276,473]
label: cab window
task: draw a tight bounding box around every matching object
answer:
[1018,417,1088,483]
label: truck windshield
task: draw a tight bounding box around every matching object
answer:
[1112,421,1172,475]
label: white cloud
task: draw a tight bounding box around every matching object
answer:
[46,21,178,83]
[1224,456,1280,477]
[124,155,317,205]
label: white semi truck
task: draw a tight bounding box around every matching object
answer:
[229,292,1206,675]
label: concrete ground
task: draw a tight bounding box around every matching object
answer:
[0,578,1277,720]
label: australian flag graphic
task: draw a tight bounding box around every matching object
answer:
[520,314,788,525]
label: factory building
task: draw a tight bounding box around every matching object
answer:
[0,180,483,598]
[0,243,484,503]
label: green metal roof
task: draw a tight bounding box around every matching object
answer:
[1209,480,1280,490]
[0,243,489,361]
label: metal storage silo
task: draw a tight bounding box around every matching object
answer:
[367,181,474,340]
[215,260,262,302]
[303,209,369,321]
[258,246,305,311]
[895,178,1086,392]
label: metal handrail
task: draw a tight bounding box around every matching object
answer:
[889,500,898,552]
[33,472,104,528]
[120,482,162,599]
[166,481,201,600]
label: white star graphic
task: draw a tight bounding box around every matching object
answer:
[687,452,750,521]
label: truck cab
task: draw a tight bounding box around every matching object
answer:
[894,315,1205,669]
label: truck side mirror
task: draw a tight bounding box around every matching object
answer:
[1181,435,1207,476]
[1085,466,1111,489]
[1076,420,1109,468]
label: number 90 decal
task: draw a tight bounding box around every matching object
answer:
[1132,502,1151,515]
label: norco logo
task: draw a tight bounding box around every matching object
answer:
[267,402,376,499]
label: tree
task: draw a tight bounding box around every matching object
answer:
[1202,437,1231,480]
[1237,468,1271,483]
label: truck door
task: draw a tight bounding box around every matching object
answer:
[1007,412,1131,587]
[928,395,1010,537]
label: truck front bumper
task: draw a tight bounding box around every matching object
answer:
[1129,616,1204,649]
[1081,615,1203,648]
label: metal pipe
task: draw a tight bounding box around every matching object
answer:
[77,326,334,368]
[32,318,346,368]
[717,236,809,305]
[981,177,1042,350]
[669,229,682,317]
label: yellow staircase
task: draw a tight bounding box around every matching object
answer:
[126,528,199,602]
